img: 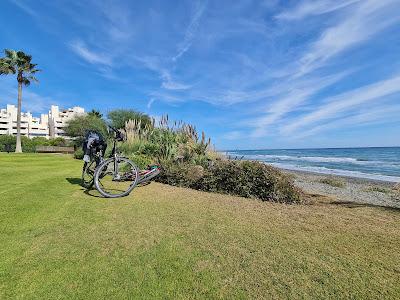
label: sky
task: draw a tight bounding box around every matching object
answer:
[0,0,400,149]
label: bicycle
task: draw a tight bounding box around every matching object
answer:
[81,126,160,198]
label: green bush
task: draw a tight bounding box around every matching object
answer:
[108,109,152,130]
[319,177,345,188]
[128,154,154,169]
[64,114,109,144]
[158,160,301,203]
[74,149,84,159]
[0,135,70,152]
[47,137,69,146]
[0,135,16,152]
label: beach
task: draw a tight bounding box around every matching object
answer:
[285,169,400,208]
[226,147,400,208]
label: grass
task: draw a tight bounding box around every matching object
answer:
[364,185,392,194]
[0,154,399,299]
[319,176,346,188]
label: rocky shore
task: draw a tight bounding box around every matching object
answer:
[284,170,400,208]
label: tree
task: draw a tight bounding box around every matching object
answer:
[0,50,40,152]
[64,114,108,145]
[88,109,103,118]
[108,109,152,131]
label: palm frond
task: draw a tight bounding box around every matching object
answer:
[1,49,40,82]
[4,49,17,60]
[22,78,31,86]
[0,58,16,75]
[26,75,39,83]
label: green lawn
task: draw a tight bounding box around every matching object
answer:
[0,154,399,299]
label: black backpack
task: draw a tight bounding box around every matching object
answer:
[82,130,107,156]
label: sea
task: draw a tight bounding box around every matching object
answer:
[225,147,400,183]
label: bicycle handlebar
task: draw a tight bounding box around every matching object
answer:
[108,125,124,141]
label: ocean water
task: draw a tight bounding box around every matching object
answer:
[226,147,400,182]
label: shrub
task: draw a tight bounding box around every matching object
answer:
[64,114,108,144]
[108,109,152,130]
[319,177,346,188]
[365,186,391,194]
[158,160,301,203]
[0,135,71,152]
[128,154,154,169]
[392,184,400,200]
[47,137,69,147]
[0,135,16,152]
[74,149,84,159]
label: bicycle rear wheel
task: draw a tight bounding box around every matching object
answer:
[94,157,139,198]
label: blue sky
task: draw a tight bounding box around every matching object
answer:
[1,0,400,149]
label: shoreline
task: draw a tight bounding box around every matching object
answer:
[280,168,400,208]
[268,164,400,183]
[285,168,396,186]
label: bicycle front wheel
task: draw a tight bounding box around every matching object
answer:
[94,157,139,198]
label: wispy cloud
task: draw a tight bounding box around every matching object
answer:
[250,71,350,137]
[136,56,191,90]
[0,78,57,113]
[147,98,156,109]
[69,40,113,66]
[294,103,400,138]
[93,0,133,42]
[173,1,207,61]
[9,0,39,18]
[294,0,400,77]
[276,0,359,20]
[160,70,191,90]
[282,74,400,135]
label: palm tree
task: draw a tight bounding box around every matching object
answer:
[0,50,40,152]
[88,109,103,118]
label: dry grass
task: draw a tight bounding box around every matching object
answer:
[319,176,346,188]
[0,154,399,299]
[365,185,392,194]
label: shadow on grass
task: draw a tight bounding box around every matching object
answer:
[66,177,81,185]
[329,200,400,212]
[83,189,103,198]
[304,192,400,212]
[65,177,102,198]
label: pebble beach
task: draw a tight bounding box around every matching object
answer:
[285,170,400,209]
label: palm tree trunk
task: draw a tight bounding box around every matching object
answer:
[15,82,22,153]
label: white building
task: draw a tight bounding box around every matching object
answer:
[0,104,85,139]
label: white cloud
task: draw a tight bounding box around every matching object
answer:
[282,74,400,135]
[0,81,56,114]
[9,0,39,18]
[276,0,360,20]
[147,98,156,109]
[135,56,191,90]
[250,71,350,137]
[69,40,113,66]
[294,0,400,77]
[173,1,207,61]
[294,104,400,138]
[160,71,191,90]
